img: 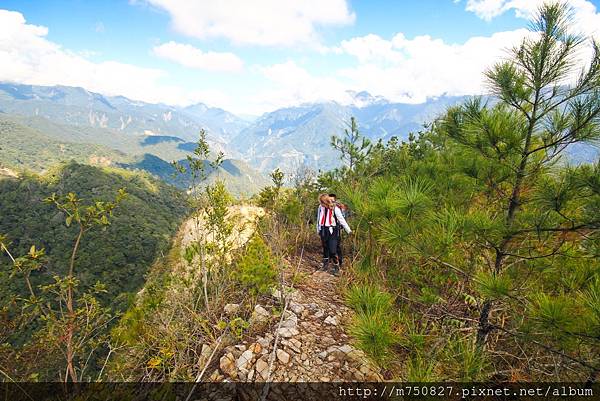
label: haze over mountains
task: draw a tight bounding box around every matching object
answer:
[1,82,597,190]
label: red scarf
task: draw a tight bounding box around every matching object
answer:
[320,206,334,226]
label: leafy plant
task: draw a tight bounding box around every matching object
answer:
[474,271,512,299]
[405,354,438,382]
[346,284,394,316]
[234,235,278,297]
[350,312,398,366]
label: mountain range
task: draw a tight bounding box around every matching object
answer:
[1,82,597,189]
[230,91,469,172]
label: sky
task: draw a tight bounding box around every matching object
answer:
[1,0,599,115]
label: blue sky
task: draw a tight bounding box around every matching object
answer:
[1,0,599,114]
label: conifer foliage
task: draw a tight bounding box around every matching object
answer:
[326,2,600,381]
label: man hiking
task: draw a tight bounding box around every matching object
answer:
[316,194,351,276]
[328,193,348,268]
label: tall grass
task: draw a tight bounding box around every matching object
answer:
[350,312,397,366]
[347,284,398,366]
[346,284,394,316]
[443,335,488,381]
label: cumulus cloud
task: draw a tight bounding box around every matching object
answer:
[142,0,355,46]
[253,28,537,111]
[324,29,530,103]
[320,0,599,105]
[0,9,231,107]
[153,41,243,72]
[337,34,404,64]
[465,0,600,39]
[251,60,351,111]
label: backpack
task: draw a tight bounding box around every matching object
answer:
[336,202,350,219]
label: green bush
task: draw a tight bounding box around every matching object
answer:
[234,235,277,296]
[350,312,398,366]
[405,354,437,381]
[443,336,488,381]
[346,284,394,316]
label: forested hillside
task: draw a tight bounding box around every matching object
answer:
[0,162,188,305]
[0,116,268,196]
[0,117,129,171]
[0,162,189,379]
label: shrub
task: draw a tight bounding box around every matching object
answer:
[443,336,488,381]
[346,284,394,316]
[350,312,398,366]
[405,354,437,381]
[234,235,277,296]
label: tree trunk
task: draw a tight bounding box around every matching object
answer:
[476,299,493,348]
[65,227,83,383]
[201,244,209,313]
[476,90,541,349]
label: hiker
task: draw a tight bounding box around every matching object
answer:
[316,194,351,276]
[328,193,348,268]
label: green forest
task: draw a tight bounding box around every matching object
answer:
[0,163,188,379]
[1,1,599,386]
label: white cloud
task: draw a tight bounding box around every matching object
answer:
[153,41,243,72]
[465,0,600,39]
[338,34,404,64]
[142,0,355,46]
[251,28,538,111]
[465,0,510,21]
[330,29,531,103]
[251,60,351,111]
[0,9,231,108]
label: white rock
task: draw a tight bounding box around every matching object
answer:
[289,302,304,314]
[276,349,290,364]
[277,327,300,338]
[338,344,353,354]
[255,304,270,317]
[281,314,298,328]
[314,310,324,318]
[251,304,270,324]
[257,337,271,350]
[236,349,253,371]
[255,358,269,380]
[324,315,338,325]
[224,303,240,315]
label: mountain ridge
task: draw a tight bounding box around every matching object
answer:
[1,82,597,175]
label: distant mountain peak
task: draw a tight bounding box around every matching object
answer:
[184,103,210,113]
[346,90,389,108]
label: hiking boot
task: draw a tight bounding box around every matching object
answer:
[319,258,329,271]
[331,264,340,277]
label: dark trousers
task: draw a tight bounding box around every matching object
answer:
[337,233,343,266]
[320,226,341,265]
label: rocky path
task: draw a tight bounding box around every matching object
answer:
[214,243,382,383]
